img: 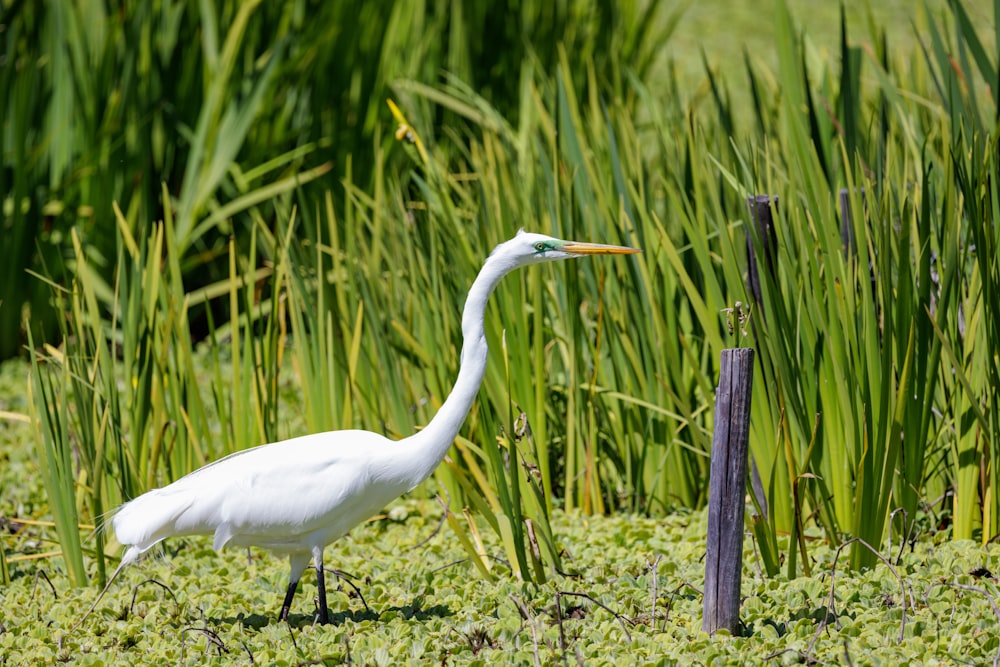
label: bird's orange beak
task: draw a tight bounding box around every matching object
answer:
[561,241,641,255]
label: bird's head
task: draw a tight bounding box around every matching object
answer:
[491,230,641,267]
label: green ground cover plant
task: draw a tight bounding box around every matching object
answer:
[4,0,1000,662]
[2,359,1000,664]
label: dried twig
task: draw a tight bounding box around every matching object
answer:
[812,537,913,658]
[748,526,765,579]
[662,581,702,631]
[926,582,1000,667]
[410,493,450,551]
[762,647,815,664]
[430,558,471,574]
[179,625,228,659]
[886,507,917,565]
[556,591,634,643]
[237,637,256,665]
[325,568,371,614]
[129,578,180,618]
[649,555,661,628]
[431,554,513,576]
[509,595,542,667]
[31,569,57,601]
[553,590,567,651]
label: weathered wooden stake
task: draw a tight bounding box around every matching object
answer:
[702,347,755,635]
[744,195,778,312]
[743,195,777,520]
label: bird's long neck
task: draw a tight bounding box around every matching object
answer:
[400,253,515,484]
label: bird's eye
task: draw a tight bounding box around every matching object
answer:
[534,242,547,252]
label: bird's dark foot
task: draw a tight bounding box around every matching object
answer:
[280,578,299,623]
[315,558,330,624]
[315,604,330,625]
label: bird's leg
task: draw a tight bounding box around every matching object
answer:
[280,553,310,622]
[279,577,299,622]
[314,549,329,625]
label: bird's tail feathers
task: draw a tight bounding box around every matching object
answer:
[92,503,122,546]
[111,488,195,553]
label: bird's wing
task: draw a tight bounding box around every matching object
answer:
[180,430,404,548]
[112,429,406,554]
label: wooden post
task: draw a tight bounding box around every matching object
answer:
[702,347,755,635]
[744,195,777,312]
[742,195,776,520]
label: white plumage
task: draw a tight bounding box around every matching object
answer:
[105,231,639,624]
[113,430,406,559]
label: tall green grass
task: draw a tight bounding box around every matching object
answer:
[0,0,668,362]
[16,0,1000,591]
[26,199,293,586]
[719,0,998,569]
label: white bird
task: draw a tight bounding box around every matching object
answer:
[104,230,639,624]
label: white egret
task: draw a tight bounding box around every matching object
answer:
[106,230,639,624]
